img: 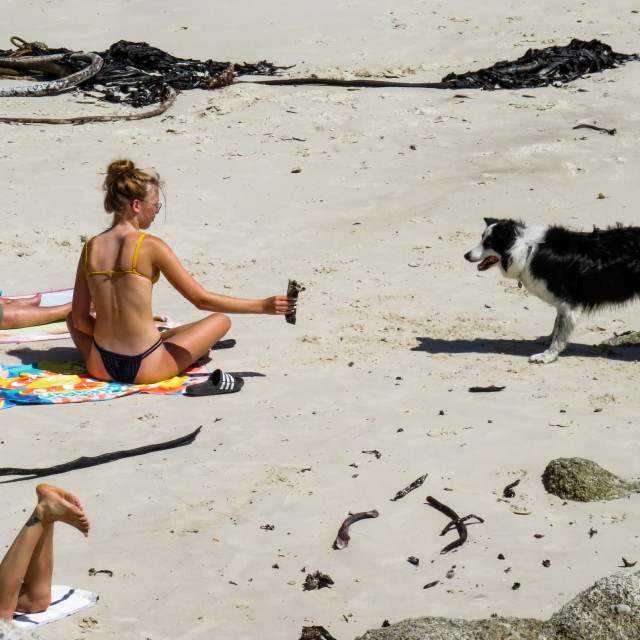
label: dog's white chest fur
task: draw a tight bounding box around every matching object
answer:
[501,225,560,306]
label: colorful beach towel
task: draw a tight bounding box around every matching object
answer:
[0,360,209,409]
[13,585,98,628]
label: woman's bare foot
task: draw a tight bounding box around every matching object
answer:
[1,293,43,307]
[34,484,90,537]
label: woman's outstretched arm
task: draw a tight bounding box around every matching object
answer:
[149,236,296,315]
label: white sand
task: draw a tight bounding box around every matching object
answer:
[1,2,640,638]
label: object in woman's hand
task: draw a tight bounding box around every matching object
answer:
[286,279,305,325]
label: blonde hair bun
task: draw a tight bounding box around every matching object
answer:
[103,159,162,215]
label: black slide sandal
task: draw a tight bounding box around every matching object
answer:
[184,369,244,397]
[212,339,236,350]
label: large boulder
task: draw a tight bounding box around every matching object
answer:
[542,457,640,502]
[355,570,640,640]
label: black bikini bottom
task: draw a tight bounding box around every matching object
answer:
[93,337,163,384]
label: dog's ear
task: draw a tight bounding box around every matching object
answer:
[484,217,500,227]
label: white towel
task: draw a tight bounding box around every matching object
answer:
[12,585,98,629]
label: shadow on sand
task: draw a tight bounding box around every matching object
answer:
[412,336,640,362]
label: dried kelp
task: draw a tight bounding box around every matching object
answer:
[0,37,279,123]
[248,39,638,91]
[441,38,638,90]
[1,37,636,125]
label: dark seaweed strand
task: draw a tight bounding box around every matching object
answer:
[83,40,286,107]
[243,78,453,88]
[391,473,428,501]
[0,427,202,478]
[426,495,468,554]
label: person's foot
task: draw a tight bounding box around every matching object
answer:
[10,293,43,307]
[34,484,90,537]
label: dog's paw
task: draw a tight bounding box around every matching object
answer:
[529,350,558,364]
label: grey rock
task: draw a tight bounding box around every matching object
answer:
[355,570,640,640]
[610,604,632,615]
[550,571,640,638]
[355,617,546,640]
[0,621,41,640]
[601,330,640,347]
[542,457,640,502]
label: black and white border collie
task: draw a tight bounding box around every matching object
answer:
[464,217,640,363]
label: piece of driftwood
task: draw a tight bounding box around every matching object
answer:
[0,52,103,97]
[390,473,428,501]
[0,86,177,125]
[426,495,484,554]
[333,510,379,550]
[285,279,305,325]
[0,426,201,478]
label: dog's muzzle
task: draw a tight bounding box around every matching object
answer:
[464,250,499,271]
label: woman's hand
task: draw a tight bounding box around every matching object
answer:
[262,295,297,315]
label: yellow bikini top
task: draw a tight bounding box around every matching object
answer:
[84,233,160,284]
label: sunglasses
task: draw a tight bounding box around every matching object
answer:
[133,199,162,213]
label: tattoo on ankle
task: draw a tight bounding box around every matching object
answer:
[25,516,41,527]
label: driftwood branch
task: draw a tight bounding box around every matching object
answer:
[0,426,201,478]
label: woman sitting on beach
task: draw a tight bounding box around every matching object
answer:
[68,159,295,391]
[0,484,89,621]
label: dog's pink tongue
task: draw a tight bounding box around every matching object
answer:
[478,256,499,271]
